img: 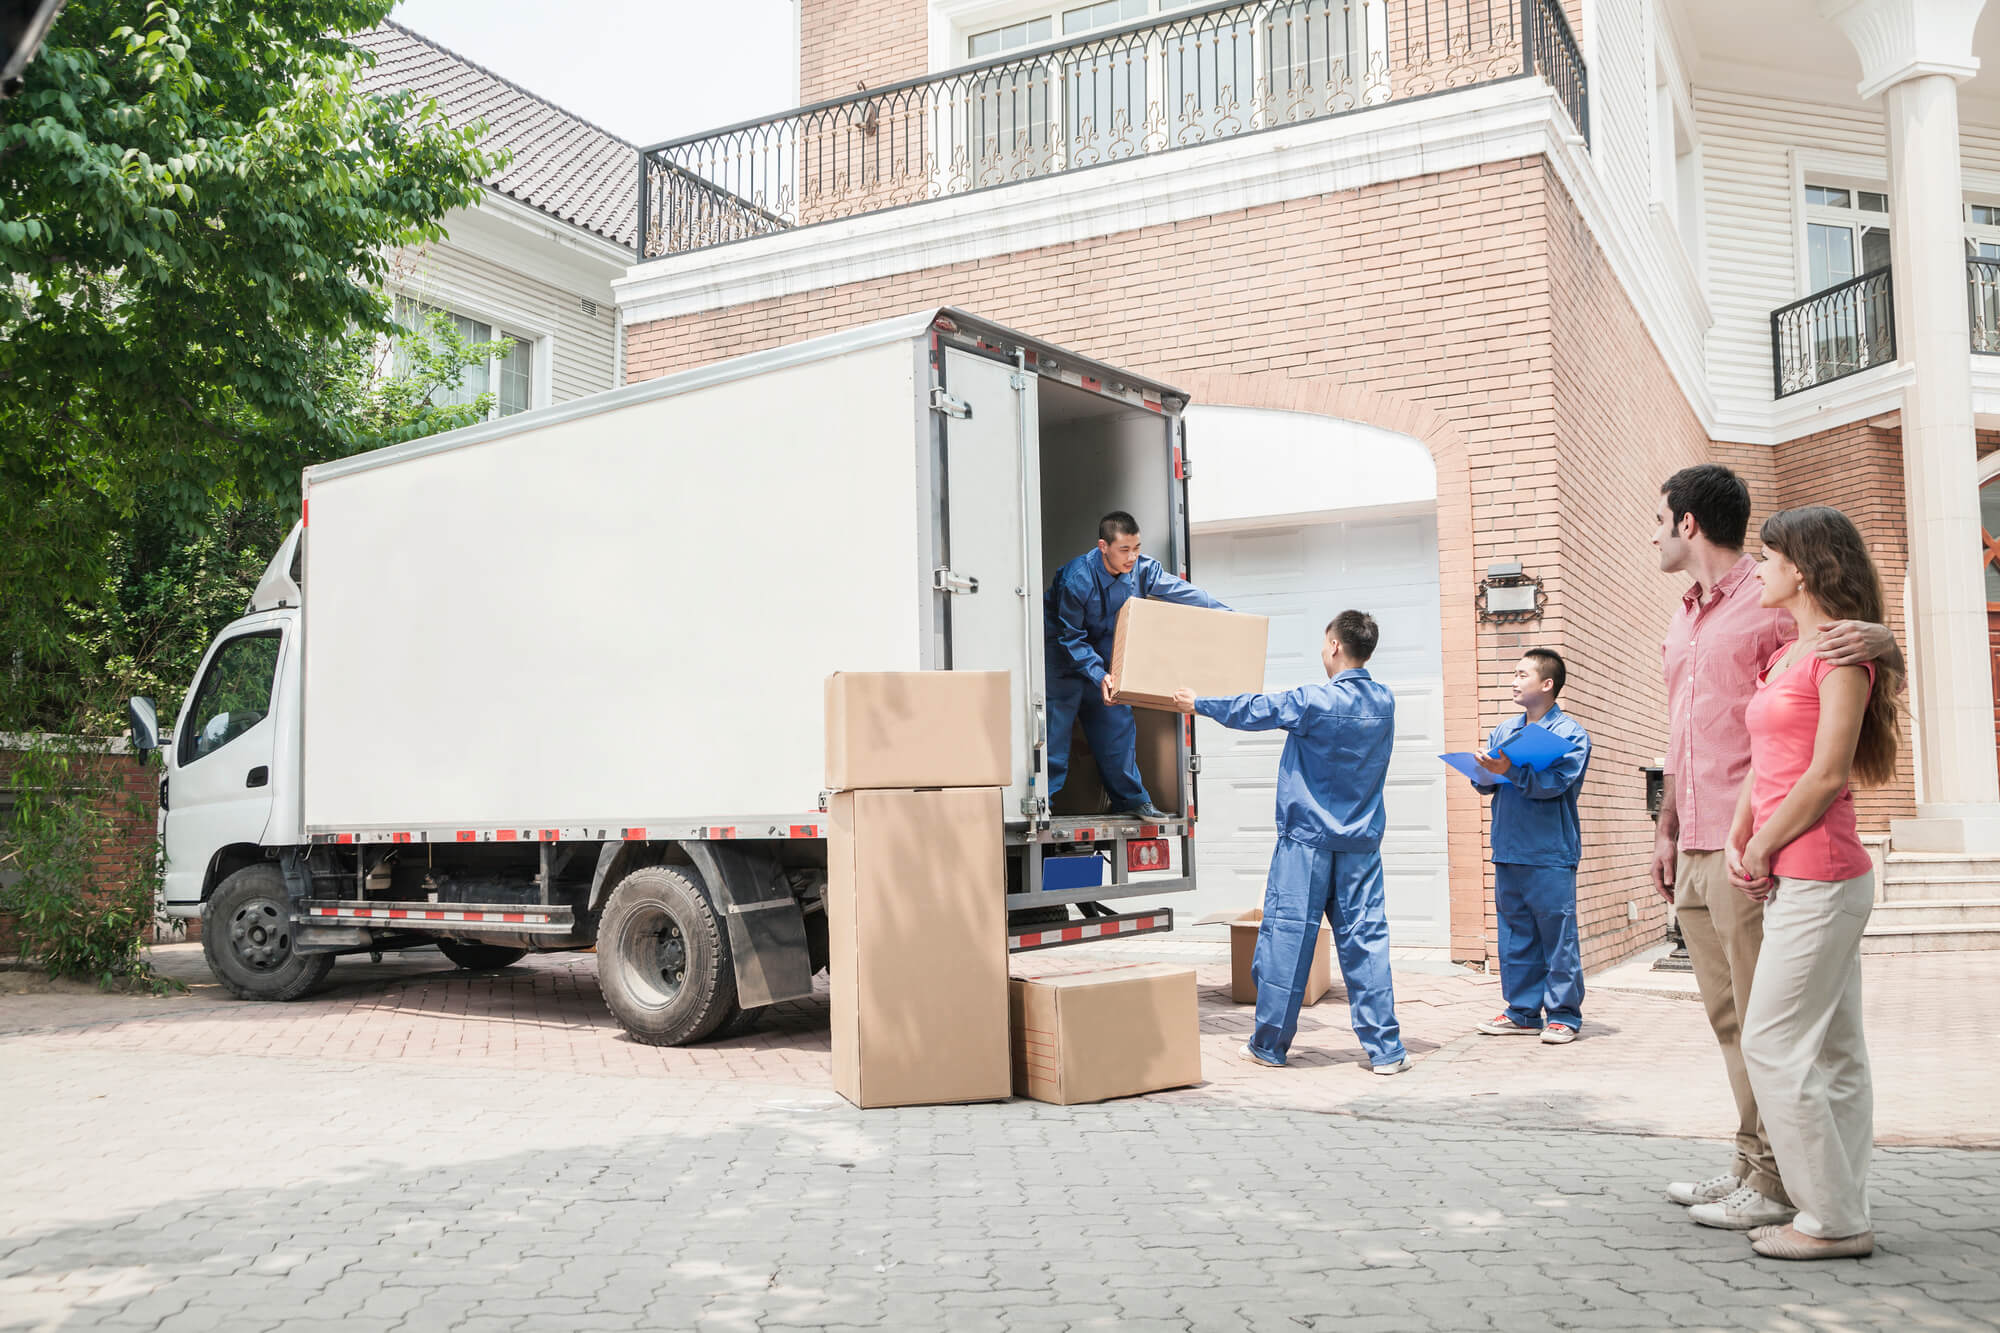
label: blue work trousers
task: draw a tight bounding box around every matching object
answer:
[1045,670,1150,807]
[1493,862,1584,1030]
[1248,835,1406,1068]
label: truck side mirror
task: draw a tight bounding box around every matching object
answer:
[129,696,161,755]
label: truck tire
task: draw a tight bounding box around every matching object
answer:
[202,865,333,1001]
[597,866,738,1046]
[436,940,529,971]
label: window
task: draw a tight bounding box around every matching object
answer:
[179,632,281,767]
[392,296,535,419]
[1802,180,1891,292]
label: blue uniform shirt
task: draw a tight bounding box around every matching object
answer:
[1482,704,1592,867]
[1044,550,1227,683]
[1195,669,1396,851]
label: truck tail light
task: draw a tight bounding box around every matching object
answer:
[1127,839,1168,873]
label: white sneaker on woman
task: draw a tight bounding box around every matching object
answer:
[1688,1185,1796,1231]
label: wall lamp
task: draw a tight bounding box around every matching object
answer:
[1477,560,1545,623]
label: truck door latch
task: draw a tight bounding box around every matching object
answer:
[930,389,972,419]
[933,568,980,595]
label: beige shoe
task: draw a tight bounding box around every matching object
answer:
[1750,1225,1875,1260]
[1746,1224,1784,1243]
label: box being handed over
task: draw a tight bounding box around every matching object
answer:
[1108,599,1269,710]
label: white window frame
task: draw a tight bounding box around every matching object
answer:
[386,286,556,421]
[1788,151,1892,298]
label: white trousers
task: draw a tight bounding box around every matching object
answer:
[1740,872,1875,1239]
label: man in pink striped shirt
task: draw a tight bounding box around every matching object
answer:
[1651,464,1899,1232]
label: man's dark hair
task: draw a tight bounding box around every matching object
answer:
[1325,610,1379,664]
[1661,464,1751,550]
[1098,511,1140,544]
[1522,648,1567,697]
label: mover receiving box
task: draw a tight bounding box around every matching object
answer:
[1221,909,1333,1006]
[1010,964,1203,1105]
[825,671,1011,791]
[1108,600,1270,710]
[828,787,1011,1109]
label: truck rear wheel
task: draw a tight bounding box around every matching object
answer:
[436,940,529,971]
[597,866,737,1046]
[202,865,333,1001]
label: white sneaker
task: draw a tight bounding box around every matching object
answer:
[1475,1013,1541,1036]
[1238,1043,1284,1068]
[1371,1057,1411,1076]
[1687,1185,1796,1231]
[1666,1172,1742,1207]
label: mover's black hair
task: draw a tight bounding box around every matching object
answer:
[1098,511,1140,544]
[1326,611,1379,664]
[1522,648,1567,697]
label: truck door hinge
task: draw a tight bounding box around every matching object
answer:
[930,389,971,419]
[1188,755,1202,774]
[1009,372,1028,391]
[933,568,980,595]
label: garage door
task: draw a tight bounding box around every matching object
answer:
[1187,512,1449,949]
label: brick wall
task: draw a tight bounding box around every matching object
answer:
[799,0,931,106]
[627,155,1721,972]
[0,745,167,954]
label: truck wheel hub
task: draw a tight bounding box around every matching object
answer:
[229,899,289,970]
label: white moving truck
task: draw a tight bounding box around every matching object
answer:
[131,309,1203,1044]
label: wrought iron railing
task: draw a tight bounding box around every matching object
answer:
[1770,268,1896,398]
[1971,258,2000,356]
[637,0,1590,260]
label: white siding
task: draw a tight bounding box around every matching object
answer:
[1590,0,1658,252]
[1696,88,2000,428]
[385,237,620,407]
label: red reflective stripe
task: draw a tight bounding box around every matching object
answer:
[387,909,408,919]
[1061,926,1083,941]
[391,832,412,844]
[1080,375,1101,391]
[456,831,476,843]
[1174,446,1184,480]
[335,834,354,845]
[789,824,814,838]
[1017,932,1041,948]
[622,827,647,840]
[497,829,518,842]
[539,829,559,842]
[503,913,525,923]
[710,826,738,840]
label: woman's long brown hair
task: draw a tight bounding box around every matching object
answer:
[1759,505,1903,787]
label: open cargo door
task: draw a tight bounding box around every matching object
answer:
[938,346,1045,825]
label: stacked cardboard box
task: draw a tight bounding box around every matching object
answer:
[1009,964,1203,1105]
[824,671,1013,1109]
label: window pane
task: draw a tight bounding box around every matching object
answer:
[1974,203,2000,227]
[970,30,1000,57]
[1808,222,1855,292]
[1806,185,1851,208]
[181,633,281,765]
[1860,226,1890,274]
[1027,17,1051,41]
[498,333,532,417]
[1858,191,1888,213]
[1983,480,2000,601]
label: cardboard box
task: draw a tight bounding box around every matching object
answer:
[1218,909,1334,1006]
[1009,964,1203,1105]
[828,787,1011,1109]
[1049,709,1183,818]
[825,671,1011,791]
[1108,600,1269,710]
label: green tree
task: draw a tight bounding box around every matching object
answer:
[0,0,502,725]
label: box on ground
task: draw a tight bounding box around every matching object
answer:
[1202,908,1333,1006]
[825,671,1011,791]
[1009,964,1203,1105]
[828,787,1010,1109]
[1049,709,1182,818]
[1108,600,1269,710]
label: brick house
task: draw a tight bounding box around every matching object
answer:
[613,0,2000,969]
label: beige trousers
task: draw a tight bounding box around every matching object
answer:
[1676,850,1787,1202]
[1741,872,1875,1240]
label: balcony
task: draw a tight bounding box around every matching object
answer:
[637,0,1589,260]
[1772,261,2000,398]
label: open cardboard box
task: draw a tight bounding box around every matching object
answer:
[1196,908,1334,1006]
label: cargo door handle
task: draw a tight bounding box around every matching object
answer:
[933,568,979,595]
[246,766,269,788]
[930,389,971,419]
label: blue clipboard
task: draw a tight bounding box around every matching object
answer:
[1497,721,1576,772]
[1438,752,1501,787]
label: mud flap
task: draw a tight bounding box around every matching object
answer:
[683,843,814,1008]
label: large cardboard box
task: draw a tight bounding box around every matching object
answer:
[828,787,1011,1109]
[1218,909,1333,1006]
[825,671,1011,791]
[1108,600,1269,710]
[1049,709,1183,818]
[1009,964,1203,1105]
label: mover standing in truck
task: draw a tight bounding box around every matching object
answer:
[1172,611,1410,1075]
[1045,510,1227,821]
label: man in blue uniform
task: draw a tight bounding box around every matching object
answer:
[1172,610,1410,1074]
[1471,648,1593,1044]
[1045,510,1227,821]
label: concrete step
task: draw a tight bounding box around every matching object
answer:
[1866,900,2000,930]
[1880,852,2000,900]
[1861,922,2000,954]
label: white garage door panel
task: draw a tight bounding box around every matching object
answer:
[1189,512,1447,947]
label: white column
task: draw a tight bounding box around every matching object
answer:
[1824,0,2000,851]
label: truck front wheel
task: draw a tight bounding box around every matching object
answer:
[597,866,738,1046]
[202,865,333,1001]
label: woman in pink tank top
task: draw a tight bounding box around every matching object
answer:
[1726,505,1902,1262]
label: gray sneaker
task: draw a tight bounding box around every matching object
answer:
[1667,1171,1743,1207]
[1371,1057,1411,1076]
[1688,1185,1796,1231]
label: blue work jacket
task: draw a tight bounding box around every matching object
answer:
[1044,550,1226,684]
[1481,704,1592,868]
[1195,669,1397,851]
